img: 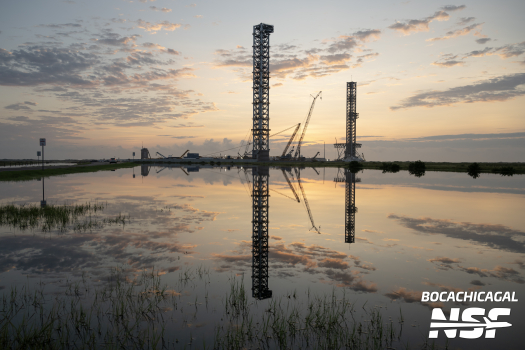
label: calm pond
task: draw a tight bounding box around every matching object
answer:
[1,165,524,349]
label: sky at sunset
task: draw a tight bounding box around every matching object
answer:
[0,0,524,161]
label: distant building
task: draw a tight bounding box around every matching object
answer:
[141,148,151,159]
[185,153,199,159]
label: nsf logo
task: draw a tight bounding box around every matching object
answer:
[422,291,517,339]
[429,308,511,339]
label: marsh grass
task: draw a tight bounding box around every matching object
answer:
[0,267,443,350]
[215,280,409,350]
[0,203,128,233]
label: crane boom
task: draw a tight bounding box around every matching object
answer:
[294,168,321,234]
[178,150,189,159]
[294,91,322,159]
[281,123,301,157]
[281,169,300,202]
[156,151,167,159]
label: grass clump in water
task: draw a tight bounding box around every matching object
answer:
[0,202,128,233]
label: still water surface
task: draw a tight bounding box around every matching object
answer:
[1,165,524,349]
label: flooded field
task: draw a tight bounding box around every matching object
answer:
[1,165,524,349]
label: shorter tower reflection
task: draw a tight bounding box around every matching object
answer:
[251,166,272,300]
[335,168,361,243]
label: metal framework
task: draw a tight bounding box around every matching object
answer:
[294,92,322,159]
[345,82,361,159]
[334,169,361,243]
[252,166,272,299]
[344,170,360,243]
[252,23,274,161]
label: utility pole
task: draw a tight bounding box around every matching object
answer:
[39,138,46,170]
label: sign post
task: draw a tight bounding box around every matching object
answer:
[39,138,46,170]
[37,151,41,162]
[133,152,135,160]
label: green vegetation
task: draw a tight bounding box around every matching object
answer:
[408,160,426,178]
[467,163,481,179]
[0,162,136,182]
[492,166,516,176]
[381,162,400,173]
[0,203,128,232]
[137,160,525,175]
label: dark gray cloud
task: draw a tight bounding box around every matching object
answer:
[458,17,476,25]
[388,214,525,254]
[5,101,37,110]
[476,38,491,44]
[441,5,467,12]
[391,73,525,110]
[0,46,99,86]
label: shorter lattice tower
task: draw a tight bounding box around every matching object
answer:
[344,82,362,160]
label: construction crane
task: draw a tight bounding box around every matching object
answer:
[176,150,189,159]
[243,130,252,158]
[294,91,322,160]
[294,168,321,234]
[281,169,300,202]
[156,152,167,159]
[311,152,320,161]
[280,123,301,158]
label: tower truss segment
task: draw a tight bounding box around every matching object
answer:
[252,23,274,161]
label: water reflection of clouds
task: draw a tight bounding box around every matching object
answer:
[212,239,379,293]
[388,214,525,254]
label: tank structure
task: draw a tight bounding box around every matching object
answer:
[140,148,151,159]
[252,23,274,162]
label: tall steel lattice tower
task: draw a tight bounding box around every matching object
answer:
[252,166,272,299]
[252,23,274,161]
[344,82,361,159]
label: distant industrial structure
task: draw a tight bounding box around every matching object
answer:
[137,25,366,163]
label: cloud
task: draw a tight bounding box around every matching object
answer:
[463,41,525,59]
[476,38,491,44]
[136,19,182,33]
[352,29,381,42]
[319,53,351,65]
[458,17,475,25]
[388,214,525,254]
[150,6,172,13]
[391,73,525,110]
[389,6,466,36]
[427,23,483,41]
[5,101,37,110]
[432,60,464,67]
[428,257,461,264]
[389,9,454,35]
[457,265,525,284]
[440,5,467,12]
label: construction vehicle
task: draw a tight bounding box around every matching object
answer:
[311,152,320,161]
[294,91,322,160]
